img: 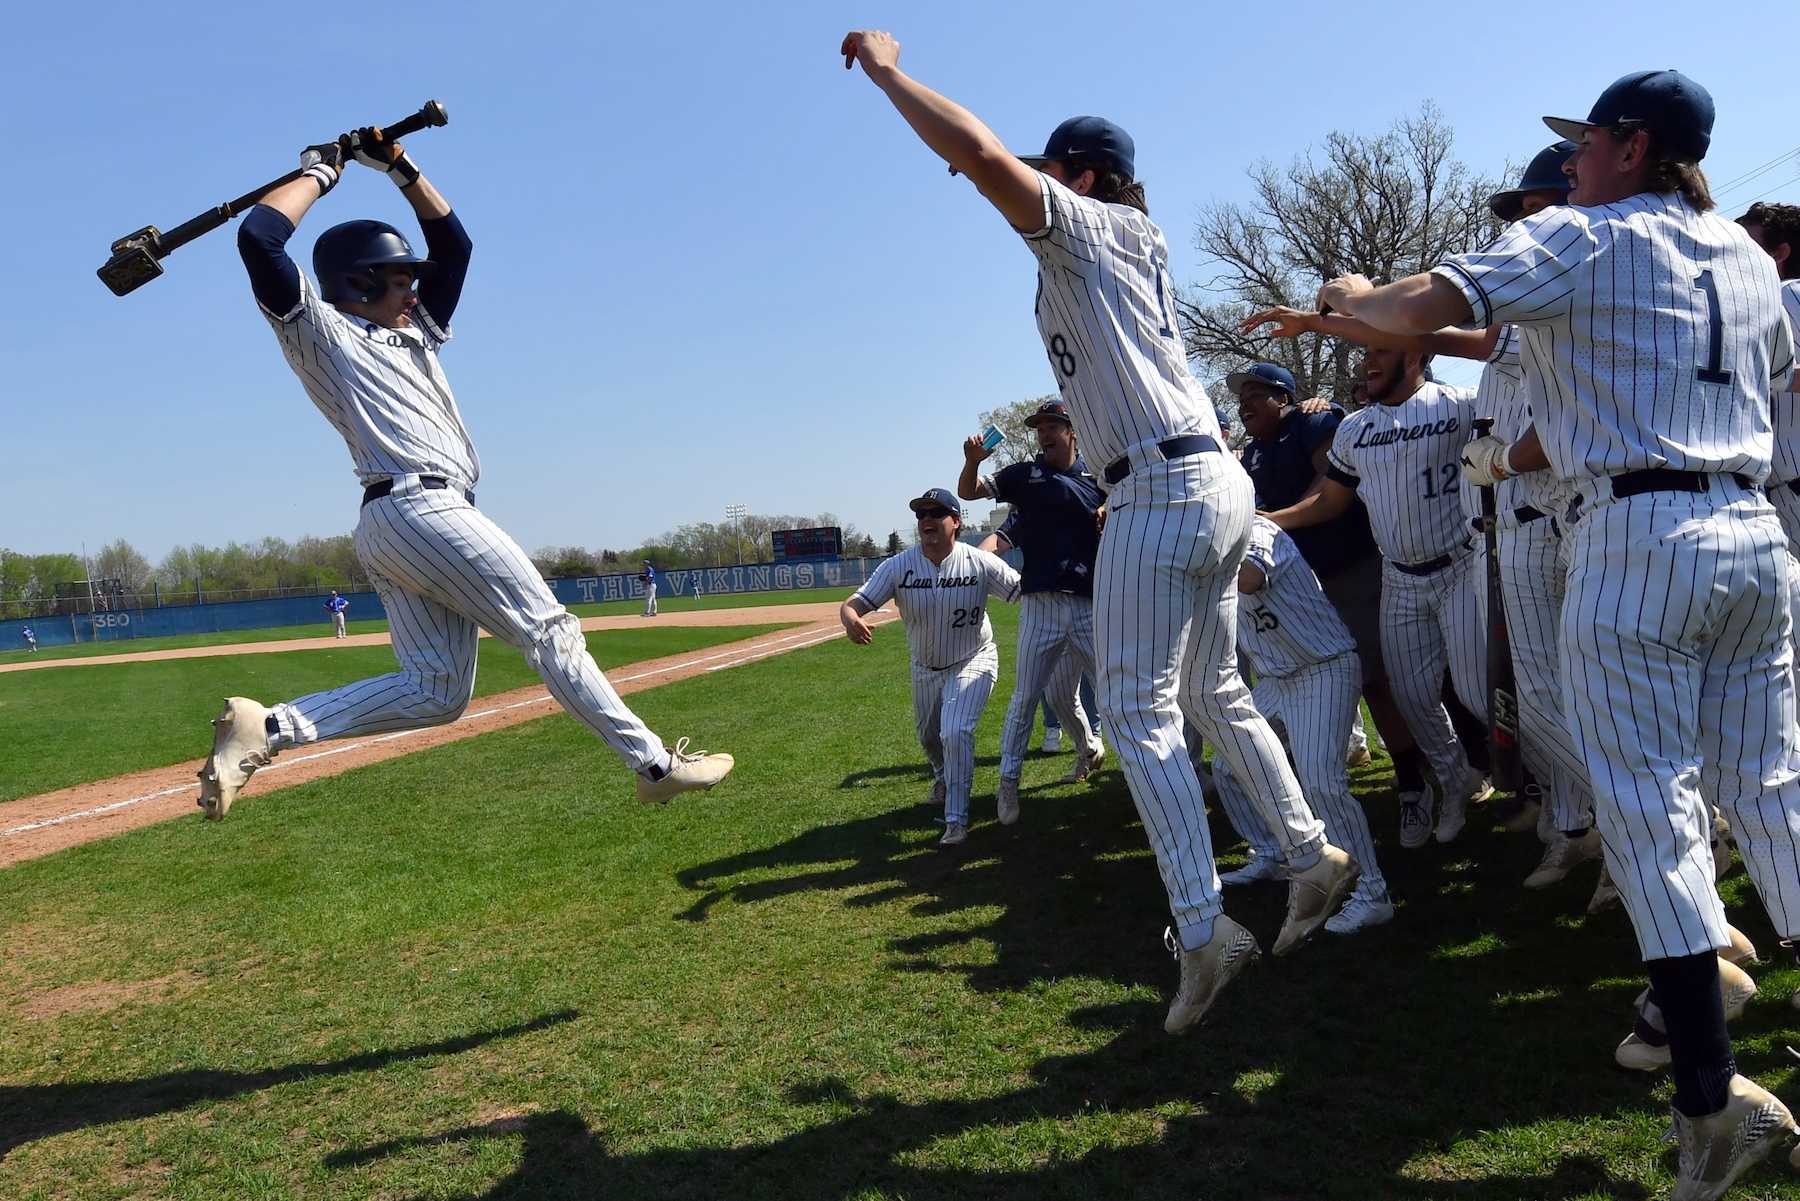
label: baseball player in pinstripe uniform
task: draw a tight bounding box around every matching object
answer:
[195,131,734,819]
[1324,70,1800,1197]
[1740,203,1800,699]
[1210,517,1392,933]
[1263,352,1491,850]
[841,489,1021,845]
[959,399,1105,822]
[844,28,1359,1034]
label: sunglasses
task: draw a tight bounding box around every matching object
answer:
[915,508,953,521]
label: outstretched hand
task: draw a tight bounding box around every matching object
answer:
[841,29,900,75]
[842,611,875,645]
[1241,306,1317,339]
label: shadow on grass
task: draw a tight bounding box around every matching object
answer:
[641,766,1774,1198]
[0,1009,577,1162]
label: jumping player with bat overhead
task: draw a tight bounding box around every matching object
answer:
[843,28,1359,1035]
[193,126,734,818]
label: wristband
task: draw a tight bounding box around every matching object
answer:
[302,163,339,196]
[386,150,420,189]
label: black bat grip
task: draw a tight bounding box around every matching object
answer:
[1471,418,1497,516]
[365,100,449,144]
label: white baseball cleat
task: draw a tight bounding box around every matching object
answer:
[1060,742,1105,785]
[195,697,276,821]
[1273,845,1360,957]
[636,738,735,804]
[1040,727,1063,753]
[1524,828,1603,889]
[1434,772,1487,844]
[939,822,968,847]
[1219,853,1285,887]
[1324,889,1395,935]
[1397,791,1435,849]
[996,777,1021,826]
[1163,918,1260,1035]
[1667,1074,1796,1201]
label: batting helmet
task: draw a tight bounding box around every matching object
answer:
[312,220,432,304]
[1487,142,1576,222]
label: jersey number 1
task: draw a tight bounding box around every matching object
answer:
[1693,270,1732,385]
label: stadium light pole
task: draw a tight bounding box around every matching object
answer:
[726,503,746,565]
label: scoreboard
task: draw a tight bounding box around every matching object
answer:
[771,526,842,561]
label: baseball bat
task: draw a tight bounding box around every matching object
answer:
[97,100,449,297]
[1472,418,1523,792]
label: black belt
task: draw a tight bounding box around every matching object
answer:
[1610,469,1755,499]
[1513,505,1548,524]
[1104,434,1222,486]
[362,476,475,507]
[1391,537,1473,577]
[1787,479,1800,497]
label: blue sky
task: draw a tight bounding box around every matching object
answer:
[5,2,1795,564]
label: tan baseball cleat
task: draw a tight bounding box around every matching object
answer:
[1273,845,1360,956]
[636,738,735,804]
[1616,958,1760,1072]
[1523,828,1602,889]
[1668,1074,1796,1201]
[1060,741,1105,784]
[195,697,276,821]
[1163,917,1260,1035]
[1721,924,1758,966]
[1345,744,1373,770]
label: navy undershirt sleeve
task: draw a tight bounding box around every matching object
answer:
[417,211,472,328]
[237,204,301,317]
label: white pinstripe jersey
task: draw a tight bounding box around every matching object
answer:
[260,273,481,488]
[853,542,1021,670]
[1435,192,1796,482]
[1479,325,1574,522]
[1328,381,1478,564]
[1022,174,1222,473]
[1772,281,1800,484]
[1237,517,1356,678]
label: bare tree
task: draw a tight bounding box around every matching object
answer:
[1179,104,1508,413]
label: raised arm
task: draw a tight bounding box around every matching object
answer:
[1318,272,1475,337]
[346,128,472,329]
[842,30,1045,232]
[236,141,346,317]
[1242,306,1499,359]
[959,436,998,501]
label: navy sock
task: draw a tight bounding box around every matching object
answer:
[1391,747,1427,794]
[1646,952,1735,1117]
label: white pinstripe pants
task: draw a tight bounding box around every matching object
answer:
[1095,455,1327,948]
[999,593,1100,779]
[1563,485,1800,959]
[1497,517,1594,832]
[272,483,666,775]
[1212,653,1387,898]
[1770,483,1800,701]
[912,644,999,825]
[1380,549,1485,791]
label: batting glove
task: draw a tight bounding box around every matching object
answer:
[347,127,421,189]
[299,142,344,195]
[1459,434,1513,486]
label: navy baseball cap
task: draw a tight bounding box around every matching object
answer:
[1019,116,1136,180]
[1023,400,1072,428]
[1545,70,1714,162]
[909,488,963,519]
[1488,141,1576,221]
[1224,362,1297,400]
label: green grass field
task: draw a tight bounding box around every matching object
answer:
[4,605,1799,1200]
[0,588,853,666]
[0,623,800,802]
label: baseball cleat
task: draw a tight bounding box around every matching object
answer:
[1467,776,1496,805]
[1498,794,1543,834]
[1324,890,1394,935]
[922,777,947,808]
[1273,844,1360,956]
[1060,741,1104,784]
[195,697,276,820]
[1524,828,1603,889]
[939,822,968,847]
[1667,1074,1796,1201]
[1397,791,1434,849]
[1040,727,1063,753]
[1615,1031,1670,1071]
[1722,924,1758,966]
[1346,744,1373,770]
[1587,862,1621,914]
[996,777,1021,826]
[1718,957,1759,1020]
[1711,814,1735,882]
[1434,772,1488,844]
[1219,852,1285,887]
[1163,917,1260,1035]
[636,737,735,804]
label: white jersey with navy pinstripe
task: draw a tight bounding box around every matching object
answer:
[1773,280,1800,484]
[1022,173,1222,473]
[1237,517,1356,678]
[853,543,1021,669]
[1479,324,1573,523]
[1327,382,1477,563]
[259,272,480,487]
[1434,192,1795,482]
